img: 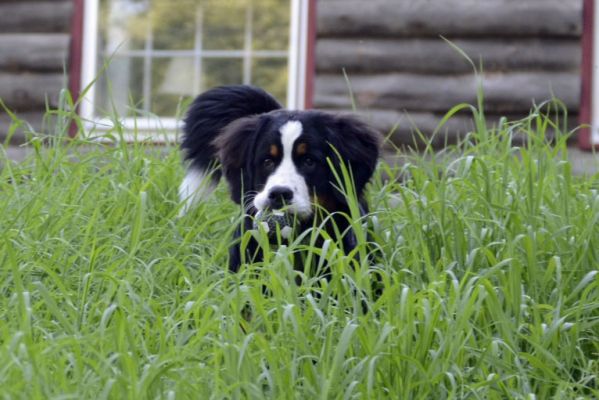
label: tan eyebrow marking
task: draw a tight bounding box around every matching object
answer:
[269,144,280,158]
[296,142,308,156]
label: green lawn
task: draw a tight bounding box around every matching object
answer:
[0,101,598,399]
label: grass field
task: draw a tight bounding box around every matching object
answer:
[0,97,598,399]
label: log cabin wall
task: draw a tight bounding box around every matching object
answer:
[314,0,583,147]
[0,0,73,143]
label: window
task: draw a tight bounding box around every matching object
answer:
[76,0,314,140]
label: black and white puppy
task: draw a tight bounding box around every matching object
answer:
[179,85,382,273]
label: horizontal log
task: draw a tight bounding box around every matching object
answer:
[329,109,577,148]
[0,1,73,33]
[316,38,581,74]
[0,73,64,111]
[383,146,598,177]
[318,0,582,38]
[0,34,70,72]
[314,72,580,113]
[358,110,474,147]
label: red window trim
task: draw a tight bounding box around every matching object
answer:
[67,0,317,138]
[580,0,596,150]
[68,0,84,137]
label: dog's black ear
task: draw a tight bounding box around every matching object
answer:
[325,114,382,202]
[182,85,281,170]
[212,116,262,204]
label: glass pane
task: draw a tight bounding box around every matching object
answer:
[96,0,292,119]
[152,57,195,116]
[203,58,243,89]
[96,56,145,117]
[252,58,288,105]
[99,0,150,52]
[150,0,196,50]
[203,2,246,51]
[253,0,289,51]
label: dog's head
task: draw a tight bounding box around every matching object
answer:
[213,110,382,220]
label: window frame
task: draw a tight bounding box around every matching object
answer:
[70,0,316,141]
[580,0,598,150]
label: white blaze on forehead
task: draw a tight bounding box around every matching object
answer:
[253,120,312,217]
[280,120,303,155]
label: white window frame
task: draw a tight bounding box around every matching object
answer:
[79,0,310,141]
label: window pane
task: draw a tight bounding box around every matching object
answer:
[152,57,195,116]
[203,58,243,89]
[94,0,293,120]
[96,56,145,117]
[253,0,289,51]
[99,0,149,51]
[203,2,246,51]
[252,58,288,104]
[151,1,196,50]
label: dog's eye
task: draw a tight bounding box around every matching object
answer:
[262,158,275,170]
[302,157,315,168]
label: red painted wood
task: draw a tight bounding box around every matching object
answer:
[68,0,85,137]
[579,0,595,150]
[304,0,317,109]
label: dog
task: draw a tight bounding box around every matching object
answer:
[179,85,382,273]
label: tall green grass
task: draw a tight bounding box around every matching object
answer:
[0,95,598,399]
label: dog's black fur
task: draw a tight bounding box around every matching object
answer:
[180,85,382,273]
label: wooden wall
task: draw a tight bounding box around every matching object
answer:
[314,0,583,147]
[0,0,73,143]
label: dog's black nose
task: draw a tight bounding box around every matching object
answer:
[268,186,293,209]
